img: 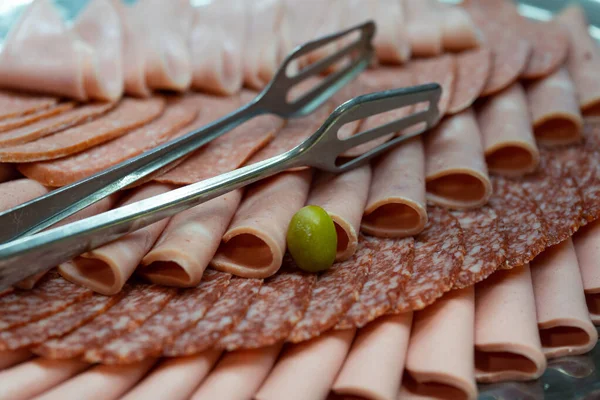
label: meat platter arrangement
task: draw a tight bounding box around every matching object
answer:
[0,0,600,399]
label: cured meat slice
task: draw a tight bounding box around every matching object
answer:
[573,220,600,324]
[308,166,371,261]
[362,138,427,238]
[141,191,242,287]
[336,237,414,329]
[404,0,443,57]
[156,92,284,185]
[34,284,176,359]
[0,97,165,162]
[121,351,221,400]
[526,67,583,146]
[212,171,312,279]
[287,241,372,343]
[85,271,230,364]
[394,207,465,312]
[333,313,412,400]
[489,177,547,269]
[436,2,481,52]
[0,293,120,351]
[218,265,315,350]
[0,358,89,400]
[164,277,262,357]
[557,6,600,116]
[410,54,456,116]
[330,76,372,146]
[425,109,492,209]
[0,349,31,371]
[520,20,569,80]
[452,207,506,289]
[0,103,74,133]
[477,83,539,176]
[34,359,156,400]
[0,102,115,147]
[20,97,198,187]
[531,240,598,359]
[190,344,282,400]
[0,91,57,120]
[256,329,355,400]
[0,178,49,212]
[58,183,173,295]
[400,288,477,400]
[474,265,546,383]
[448,48,491,115]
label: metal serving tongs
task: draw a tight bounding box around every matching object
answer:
[0,83,441,290]
[0,21,376,244]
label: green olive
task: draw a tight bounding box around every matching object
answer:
[287,205,337,273]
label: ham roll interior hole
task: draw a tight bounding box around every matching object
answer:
[485,146,536,174]
[217,233,274,270]
[60,258,117,293]
[534,117,582,145]
[426,173,487,207]
[539,326,594,349]
[583,102,600,117]
[475,349,539,376]
[333,221,350,255]
[139,260,192,286]
[402,373,471,400]
[362,202,421,235]
[585,292,600,318]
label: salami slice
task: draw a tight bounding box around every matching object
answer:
[0,293,120,351]
[448,48,491,115]
[33,284,177,359]
[0,97,165,162]
[336,236,414,329]
[163,277,262,357]
[520,20,569,80]
[451,207,506,289]
[410,54,456,116]
[0,103,74,133]
[0,102,115,147]
[84,271,230,364]
[394,206,465,312]
[219,261,316,350]
[0,91,57,120]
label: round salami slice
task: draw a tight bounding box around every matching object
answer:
[286,242,372,343]
[521,21,569,79]
[85,271,230,364]
[448,48,491,114]
[394,206,465,312]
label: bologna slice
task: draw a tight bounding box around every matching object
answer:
[400,287,477,400]
[448,48,491,115]
[424,109,492,209]
[211,170,312,279]
[558,6,600,116]
[308,166,371,261]
[362,138,427,238]
[333,313,412,400]
[474,265,546,383]
[0,97,165,163]
[573,220,600,324]
[0,103,74,133]
[477,83,539,176]
[526,67,583,146]
[520,20,569,80]
[410,54,456,116]
[405,0,443,57]
[58,183,173,295]
[530,239,598,359]
[0,91,57,121]
[20,97,198,187]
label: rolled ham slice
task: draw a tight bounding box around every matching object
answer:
[256,329,355,400]
[400,287,477,400]
[307,166,371,261]
[333,313,412,400]
[477,83,539,176]
[558,5,600,116]
[425,108,492,209]
[405,0,443,57]
[530,239,598,359]
[0,178,48,212]
[526,67,583,146]
[436,2,481,52]
[0,349,31,371]
[140,191,243,287]
[212,171,312,278]
[573,220,600,324]
[362,138,427,238]
[474,265,546,383]
[59,183,173,295]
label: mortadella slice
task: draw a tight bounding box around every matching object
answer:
[0,103,74,133]
[530,239,598,359]
[520,19,569,80]
[474,265,546,383]
[400,287,477,400]
[58,183,173,295]
[362,138,427,238]
[410,54,456,117]
[0,91,57,120]
[477,83,540,176]
[448,48,491,115]
[405,0,443,57]
[425,108,492,209]
[212,171,312,278]
[573,220,600,324]
[526,67,583,146]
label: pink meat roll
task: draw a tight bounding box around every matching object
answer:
[362,138,427,238]
[0,178,48,212]
[558,6,600,116]
[425,109,492,209]
[400,287,477,400]
[477,83,540,176]
[475,265,546,383]
[59,183,173,295]
[526,67,583,146]
[404,0,443,57]
[436,1,481,52]
[0,349,31,371]
[333,313,413,400]
[530,239,598,359]
[212,171,312,278]
[573,220,600,324]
